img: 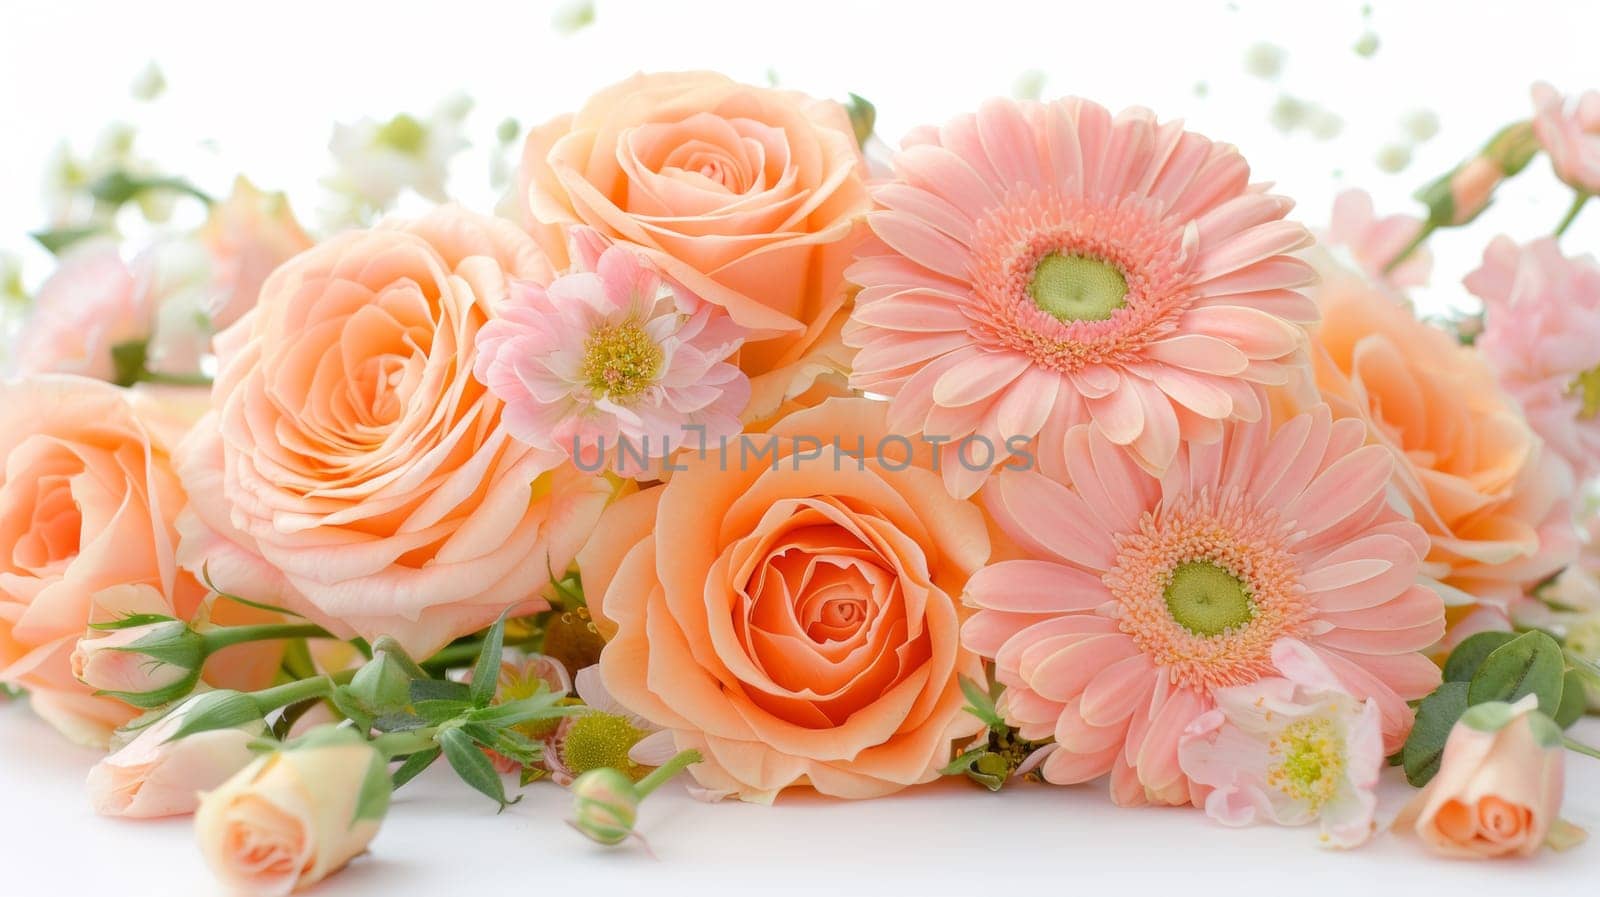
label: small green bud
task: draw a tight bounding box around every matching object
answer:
[348,651,414,715]
[569,768,640,846]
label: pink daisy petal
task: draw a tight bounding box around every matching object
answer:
[846,96,1315,487]
[967,408,1443,800]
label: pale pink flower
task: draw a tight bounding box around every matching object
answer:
[11,240,147,381]
[961,406,1443,807]
[1469,236,1600,482]
[1532,82,1600,193]
[541,664,661,786]
[1321,189,1431,288]
[844,97,1315,495]
[474,238,749,477]
[1179,639,1383,848]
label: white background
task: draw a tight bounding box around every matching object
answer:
[6,0,1600,893]
[4,701,1600,895]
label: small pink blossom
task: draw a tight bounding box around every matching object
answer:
[1469,236,1600,481]
[1532,82,1600,193]
[11,240,147,381]
[1179,640,1384,848]
[1322,189,1432,288]
[474,238,749,478]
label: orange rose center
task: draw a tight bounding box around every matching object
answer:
[12,473,81,572]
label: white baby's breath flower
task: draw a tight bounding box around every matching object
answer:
[321,95,472,228]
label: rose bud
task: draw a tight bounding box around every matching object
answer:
[568,749,702,847]
[87,692,266,818]
[195,727,391,895]
[569,768,639,846]
[1396,695,1575,858]
[71,618,204,707]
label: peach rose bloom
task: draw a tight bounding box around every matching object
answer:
[579,398,988,802]
[514,71,871,422]
[195,731,389,895]
[0,377,204,746]
[87,690,266,818]
[1299,263,1576,635]
[1395,695,1567,858]
[176,206,614,657]
[10,240,148,382]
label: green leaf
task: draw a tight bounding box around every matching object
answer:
[30,226,104,256]
[957,675,1004,729]
[439,727,516,810]
[1402,681,1470,786]
[1468,630,1565,715]
[392,747,441,789]
[372,712,428,733]
[1556,669,1586,729]
[387,745,438,786]
[409,678,471,704]
[469,611,511,708]
[352,750,393,826]
[413,699,471,725]
[1443,631,1518,682]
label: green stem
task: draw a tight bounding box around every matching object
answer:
[635,749,703,798]
[281,638,318,681]
[251,676,336,712]
[421,635,542,670]
[137,370,213,388]
[202,623,334,653]
[1564,736,1600,761]
[1383,222,1437,275]
[1555,192,1590,238]
[372,726,441,759]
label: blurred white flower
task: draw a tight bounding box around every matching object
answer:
[321,95,472,228]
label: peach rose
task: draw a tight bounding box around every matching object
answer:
[87,690,266,818]
[0,377,211,745]
[579,398,988,802]
[1396,696,1567,858]
[1300,263,1577,637]
[176,206,614,657]
[10,240,148,382]
[195,729,389,895]
[514,71,871,421]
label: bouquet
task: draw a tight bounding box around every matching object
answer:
[4,58,1600,895]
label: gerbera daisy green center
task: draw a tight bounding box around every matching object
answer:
[1163,560,1255,637]
[581,321,664,402]
[561,711,649,781]
[1027,252,1128,322]
[1571,365,1600,419]
[1266,716,1346,810]
[1106,491,1310,690]
[965,190,1194,375]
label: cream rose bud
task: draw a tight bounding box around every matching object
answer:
[87,692,265,818]
[569,767,640,846]
[1396,695,1570,858]
[71,618,202,705]
[196,728,391,896]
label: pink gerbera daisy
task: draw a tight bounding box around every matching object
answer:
[961,407,1444,807]
[474,239,750,477]
[844,97,1315,496]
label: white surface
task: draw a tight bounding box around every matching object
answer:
[3,699,1598,895]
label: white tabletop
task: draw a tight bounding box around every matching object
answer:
[4,700,1598,896]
